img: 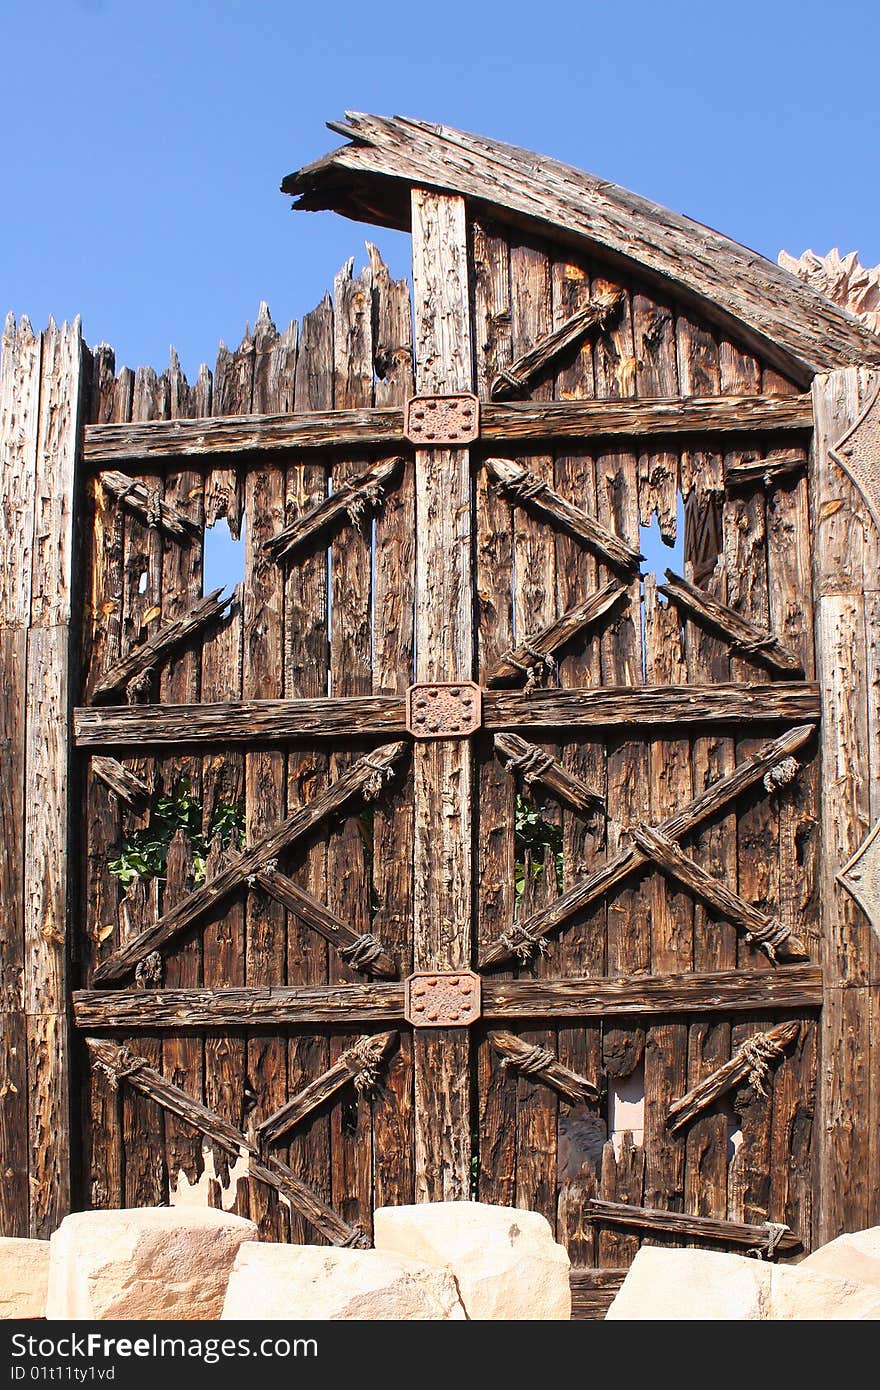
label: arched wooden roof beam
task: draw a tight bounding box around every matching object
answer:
[283,113,880,386]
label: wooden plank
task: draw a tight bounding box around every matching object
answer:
[487,582,626,688]
[0,313,41,1237]
[81,392,813,464]
[287,114,880,380]
[92,742,408,982]
[724,449,807,489]
[73,965,822,1029]
[257,1032,397,1146]
[24,318,85,1236]
[484,456,641,571]
[481,724,817,966]
[366,245,416,1215]
[410,189,474,1201]
[659,569,803,675]
[264,454,403,561]
[489,1030,598,1104]
[569,1269,627,1320]
[668,1020,800,1130]
[73,682,820,748]
[586,1198,801,1253]
[90,756,151,812]
[257,866,395,977]
[98,469,201,541]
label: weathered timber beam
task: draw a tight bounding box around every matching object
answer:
[81,394,813,466]
[486,684,820,728]
[255,864,396,977]
[569,1270,628,1320]
[488,1030,599,1103]
[585,1199,801,1254]
[630,823,808,962]
[73,683,820,749]
[485,457,641,571]
[490,291,624,399]
[72,965,821,1030]
[723,449,808,490]
[488,582,626,688]
[493,733,604,814]
[667,1019,800,1131]
[92,741,408,983]
[75,984,405,1029]
[480,723,816,967]
[92,588,231,701]
[74,695,406,747]
[257,1031,397,1146]
[85,1038,364,1247]
[99,470,201,542]
[264,455,403,562]
[90,756,151,813]
[659,569,803,676]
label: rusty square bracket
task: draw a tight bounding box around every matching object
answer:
[405,393,480,446]
[405,970,482,1028]
[406,681,482,739]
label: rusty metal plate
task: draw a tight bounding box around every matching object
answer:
[405,971,482,1028]
[406,681,482,739]
[405,393,480,445]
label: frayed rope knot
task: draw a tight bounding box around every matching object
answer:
[743,916,792,964]
[505,744,555,788]
[345,480,385,529]
[501,1043,557,1077]
[739,1031,786,1098]
[362,757,394,802]
[763,756,799,794]
[747,1221,790,1261]
[340,1038,383,1094]
[497,463,548,500]
[340,933,385,970]
[93,1046,148,1092]
[135,951,163,990]
[504,642,557,693]
[499,922,550,962]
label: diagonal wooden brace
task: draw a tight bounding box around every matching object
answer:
[489,1030,599,1103]
[85,1037,366,1247]
[630,822,808,962]
[256,865,396,977]
[257,1031,398,1147]
[493,732,604,815]
[488,581,626,689]
[489,291,624,400]
[92,588,232,702]
[659,569,803,676]
[100,470,201,543]
[667,1019,800,1130]
[92,741,408,983]
[264,455,404,562]
[480,723,815,968]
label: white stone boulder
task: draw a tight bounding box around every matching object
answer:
[0,1237,51,1319]
[373,1200,571,1320]
[606,1244,880,1320]
[221,1243,466,1320]
[46,1207,257,1320]
[800,1227,880,1289]
[606,1246,772,1320]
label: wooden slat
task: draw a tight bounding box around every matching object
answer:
[410,189,474,1202]
[487,582,626,687]
[264,454,403,561]
[659,569,803,675]
[73,964,822,1029]
[73,681,820,748]
[81,391,813,465]
[92,741,408,982]
[585,1199,802,1253]
[570,1269,627,1320]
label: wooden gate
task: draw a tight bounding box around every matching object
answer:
[4,115,880,1318]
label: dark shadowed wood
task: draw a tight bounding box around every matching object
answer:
[257,1032,397,1145]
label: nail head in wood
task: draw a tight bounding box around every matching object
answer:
[405,392,480,445]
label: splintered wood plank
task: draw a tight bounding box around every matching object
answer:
[159,351,206,1196]
[487,583,626,688]
[473,218,518,1214]
[551,249,604,1268]
[206,332,250,534]
[0,315,41,1236]
[586,1198,801,1253]
[329,257,375,1240]
[811,368,878,1243]
[411,189,474,1200]
[264,455,403,562]
[369,246,416,1213]
[509,234,558,1232]
[285,291,331,1243]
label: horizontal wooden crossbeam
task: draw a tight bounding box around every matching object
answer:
[481,724,816,967]
[81,393,813,466]
[91,741,408,983]
[585,1200,801,1255]
[86,1038,364,1248]
[73,683,820,748]
[72,964,821,1029]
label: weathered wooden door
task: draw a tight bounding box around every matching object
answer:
[8,115,878,1315]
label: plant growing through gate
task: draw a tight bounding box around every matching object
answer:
[107,776,244,887]
[514,793,564,911]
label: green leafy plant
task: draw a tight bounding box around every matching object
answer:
[108,777,244,888]
[514,793,564,910]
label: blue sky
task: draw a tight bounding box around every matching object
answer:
[3,0,879,382]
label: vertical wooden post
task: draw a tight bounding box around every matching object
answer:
[0,314,84,1237]
[811,367,880,1246]
[410,189,475,1200]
